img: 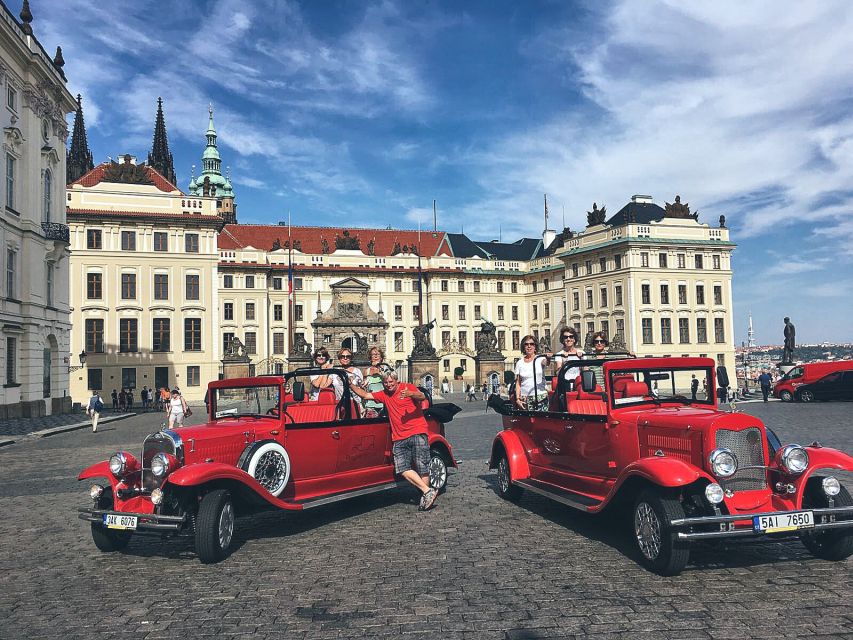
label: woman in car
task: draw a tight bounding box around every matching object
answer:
[337,348,363,415]
[361,346,387,417]
[513,334,552,411]
[310,347,343,400]
[553,327,584,390]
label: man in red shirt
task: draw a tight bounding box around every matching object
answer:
[350,370,437,510]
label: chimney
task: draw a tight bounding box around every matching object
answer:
[631,194,653,203]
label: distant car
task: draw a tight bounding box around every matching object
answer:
[488,356,853,576]
[774,361,853,402]
[79,369,460,563]
[794,370,853,403]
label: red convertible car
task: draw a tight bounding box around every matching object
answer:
[79,369,459,563]
[489,356,853,575]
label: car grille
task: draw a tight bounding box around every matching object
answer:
[716,427,767,492]
[142,430,180,491]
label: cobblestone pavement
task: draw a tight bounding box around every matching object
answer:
[0,406,201,439]
[0,402,851,639]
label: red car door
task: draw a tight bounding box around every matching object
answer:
[336,414,392,476]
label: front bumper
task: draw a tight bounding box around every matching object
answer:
[671,505,853,541]
[78,507,188,533]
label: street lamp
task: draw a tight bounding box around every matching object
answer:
[741,341,749,395]
[68,350,87,373]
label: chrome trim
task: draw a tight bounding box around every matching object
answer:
[299,481,408,509]
[669,505,853,527]
[779,444,809,475]
[77,508,187,532]
[678,519,853,540]
[513,480,599,511]
[708,447,737,478]
[161,429,185,464]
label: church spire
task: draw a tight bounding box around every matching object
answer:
[67,94,94,184]
[147,97,177,186]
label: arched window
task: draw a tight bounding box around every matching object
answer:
[43,169,51,223]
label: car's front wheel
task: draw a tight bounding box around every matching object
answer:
[90,523,131,552]
[800,479,853,561]
[632,489,690,576]
[496,454,523,502]
[798,390,815,403]
[195,490,235,564]
[780,390,793,402]
[428,449,449,494]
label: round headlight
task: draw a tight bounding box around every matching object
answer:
[704,483,725,504]
[151,452,170,477]
[150,487,164,505]
[709,448,738,478]
[109,453,127,477]
[822,476,841,497]
[780,444,809,475]
[89,484,104,500]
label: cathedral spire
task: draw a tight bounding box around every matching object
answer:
[67,94,94,184]
[147,97,177,186]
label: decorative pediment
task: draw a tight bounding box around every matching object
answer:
[42,146,61,165]
[3,127,25,152]
[330,277,370,291]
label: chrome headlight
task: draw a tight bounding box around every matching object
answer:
[150,487,164,505]
[822,476,841,496]
[150,453,171,477]
[779,444,809,475]
[708,448,738,478]
[109,453,127,477]
[704,483,725,504]
[89,484,105,500]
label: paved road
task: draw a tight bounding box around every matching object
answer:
[0,400,851,639]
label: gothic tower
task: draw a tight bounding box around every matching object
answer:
[66,94,94,184]
[188,105,236,223]
[147,97,177,186]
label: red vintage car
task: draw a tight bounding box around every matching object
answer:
[489,356,853,575]
[79,369,459,563]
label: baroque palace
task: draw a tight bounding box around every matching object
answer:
[64,103,736,405]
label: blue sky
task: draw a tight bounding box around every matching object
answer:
[33,0,853,344]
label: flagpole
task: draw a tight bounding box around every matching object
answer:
[287,212,294,359]
[417,221,423,325]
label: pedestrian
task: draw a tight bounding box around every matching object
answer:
[118,389,127,412]
[553,328,584,389]
[147,387,155,411]
[111,389,118,412]
[758,370,772,402]
[126,389,133,412]
[514,334,552,411]
[141,386,148,411]
[165,388,189,428]
[160,387,170,412]
[87,390,104,433]
[349,370,438,510]
[482,382,488,400]
[441,376,449,394]
[691,375,699,401]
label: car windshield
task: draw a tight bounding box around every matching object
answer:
[212,385,280,419]
[609,366,714,407]
[780,366,803,381]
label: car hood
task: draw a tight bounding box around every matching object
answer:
[626,405,759,432]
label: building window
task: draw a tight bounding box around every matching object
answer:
[295,305,304,321]
[697,318,708,343]
[660,284,669,305]
[616,318,625,337]
[585,260,592,275]
[511,306,518,321]
[187,366,201,387]
[473,281,481,293]
[714,318,725,343]
[678,284,687,305]
[273,333,285,354]
[586,290,593,309]
[121,368,136,390]
[532,281,538,293]
[85,319,104,353]
[243,275,254,289]
[121,231,136,251]
[543,303,549,319]
[497,330,506,350]
[121,273,136,299]
[7,86,16,111]
[640,252,649,267]
[87,368,102,391]
[497,305,504,321]
[224,303,233,320]
[154,232,168,251]
[642,318,653,344]
[5,337,15,383]
[87,229,102,249]
[600,288,608,308]
[185,318,202,351]
[713,285,723,306]
[441,304,449,321]
[615,285,623,306]
[119,319,138,353]
[43,169,52,222]
[458,331,467,347]
[443,359,450,372]
[641,284,650,305]
[511,282,517,294]
[272,277,282,290]
[571,263,578,278]
[497,282,504,293]
[474,305,482,321]
[5,248,16,299]
[458,280,465,293]
[512,331,520,351]
[394,332,404,352]
[185,233,199,253]
[458,305,466,321]
[599,257,607,273]
[696,284,705,305]
[394,305,403,321]
[46,263,54,306]
[224,275,233,288]
[600,321,609,338]
[440,280,448,292]
[394,280,402,292]
[614,254,622,270]
[586,321,594,336]
[244,332,256,354]
[532,304,538,320]
[5,154,15,209]
[152,318,170,352]
[659,253,668,268]
[695,254,704,269]
[185,274,200,300]
[223,332,235,354]
[678,318,690,343]
[274,304,283,322]
[677,253,686,269]
[441,330,450,346]
[245,303,255,321]
[154,274,169,300]
[294,277,303,290]
[86,272,102,299]
[713,255,721,270]
[572,291,579,311]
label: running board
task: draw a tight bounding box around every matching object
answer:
[514,480,602,511]
[298,480,408,510]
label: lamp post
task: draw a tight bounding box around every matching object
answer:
[741,341,749,395]
[68,350,87,373]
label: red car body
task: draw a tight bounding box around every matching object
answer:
[489,356,853,575]
[79,369,459,563]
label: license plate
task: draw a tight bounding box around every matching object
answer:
[753,511,813,533]
[103,513,137,530]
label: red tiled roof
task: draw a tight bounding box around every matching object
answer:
[219,224,451,257]
[70,161,182,194]
[67,208,223,224]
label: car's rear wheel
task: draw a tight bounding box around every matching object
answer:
[429,449,449,494]
[496,454,523,502]
[780,390,793,402]
[90,522,131,552]
[195,490,235,564]
[800,480,853,561]
[798,390,815,403]
[632,489,690,576]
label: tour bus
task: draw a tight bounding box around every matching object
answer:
[774,361,853,401]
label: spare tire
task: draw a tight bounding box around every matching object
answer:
[240,441,291,497]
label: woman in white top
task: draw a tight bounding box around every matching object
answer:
[310,347,344,400]
[513,334,552,411]
[553,328,584,389]
[166,389,189,428]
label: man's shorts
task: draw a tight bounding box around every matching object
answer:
[392,434,430,476]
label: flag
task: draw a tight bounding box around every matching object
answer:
[287,212,294,301]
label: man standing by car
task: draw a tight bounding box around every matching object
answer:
[349,371,438,510]
[691,375,699,401]
[758,370,772,402]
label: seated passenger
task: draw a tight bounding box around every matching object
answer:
[310,348,343,401]
[553,328,584,390]
[337,348,363,416]
[361,346,387,418]
[514,334,552,411]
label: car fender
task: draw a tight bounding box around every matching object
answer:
[615,457,713,490]
[78,460,112,482]
[488,430,531,481]
[795,447,853,503]
[165,463,303,510]
[427,433,457,467]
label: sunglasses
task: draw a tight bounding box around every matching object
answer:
[315,354,327,359]
[339,354,352,359]
[523,342,536,347]
[562,335,575,341]
[594,340,606,344]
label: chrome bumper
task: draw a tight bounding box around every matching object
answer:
[78,507,187,532]
[670,505,853,541]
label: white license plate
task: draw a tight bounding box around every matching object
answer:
[103,513,137,530]
[753,511,814,533]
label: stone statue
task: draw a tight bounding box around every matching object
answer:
[354,331,368,356]
[475,319,499,355]
[665,195,692,219]
[271,238,282,251]
[587,202,606,226]
[583,331,596,353]
[609,332,628,353]
[367,238,375,255]
[412,319,437,358]
[538,336,550,354]
[103,155,152,185]
[223,336,248,360]
[321,238,329,254]
[335,229,361,250]
[719,215,726,228]
[289,334,312,357]
[782,317,796,364]
[392,242,401,255]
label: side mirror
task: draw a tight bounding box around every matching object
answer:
[716,366,729,389]
[581,370,597,393]
[291,381,305,402]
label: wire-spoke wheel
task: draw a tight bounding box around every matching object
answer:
[429,450,448,494]
[632,489,690,576]
[496,454,523,502]
[634,502,662,561]
[244,442,290,497]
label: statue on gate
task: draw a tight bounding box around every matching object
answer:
[475,319,500,355]
[412,319,437,357]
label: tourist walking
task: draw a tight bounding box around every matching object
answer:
[165,389,189,428]
[514,334,552,411]
[118,389,127,412]
[141,386,148,411]
[87,390,104,433]
[126,389,133,412]
[758,371,772,402]
[111,389,118,412]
